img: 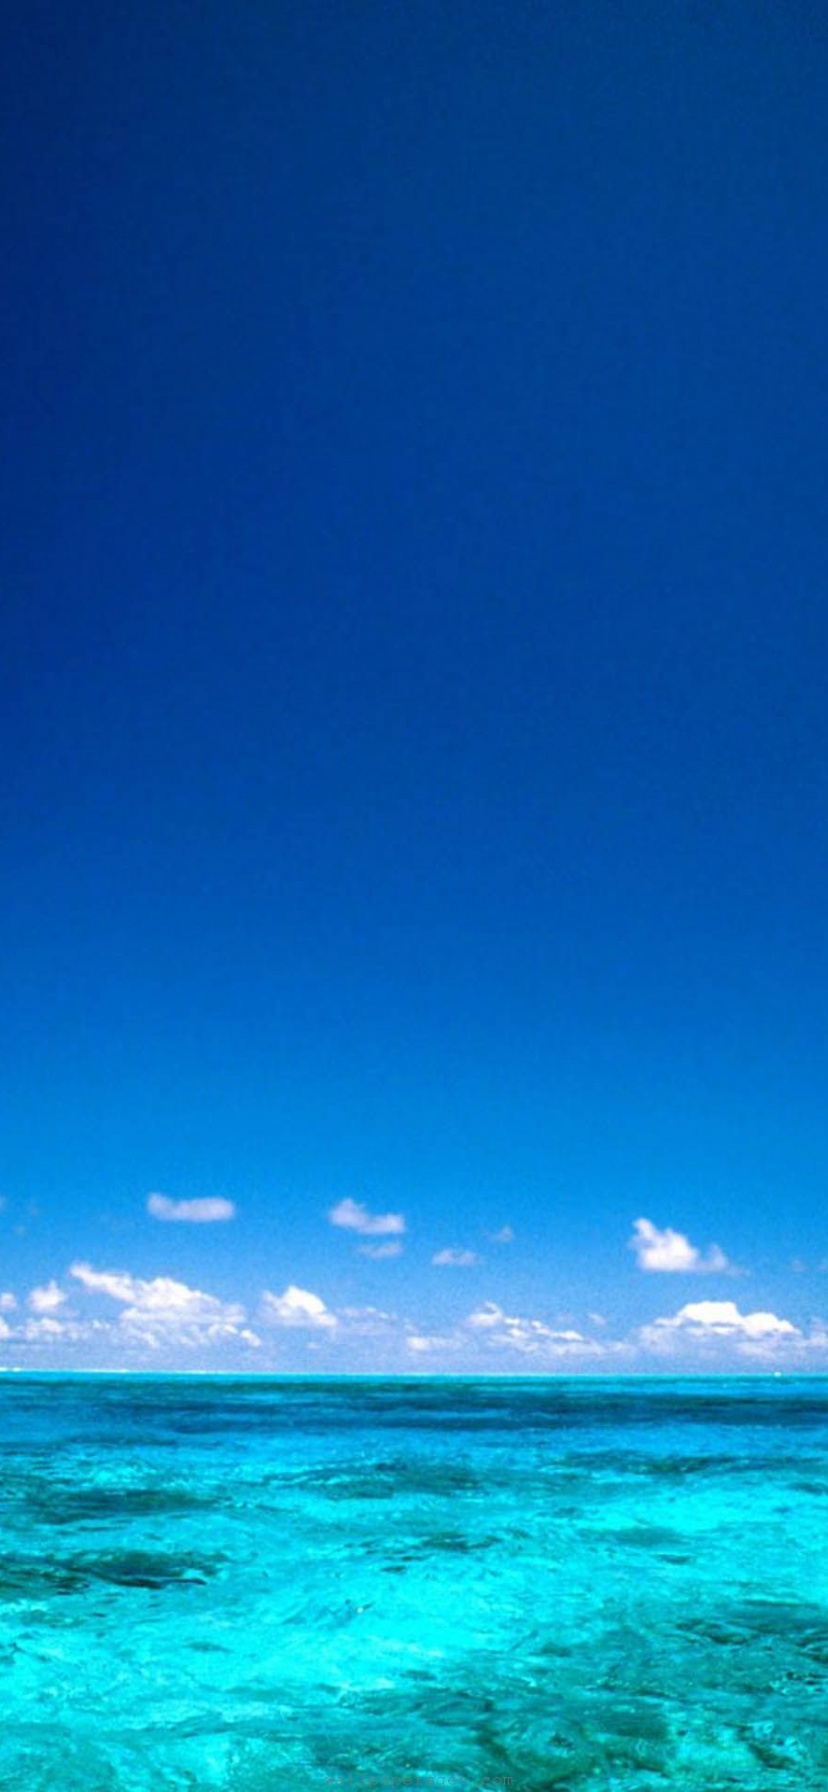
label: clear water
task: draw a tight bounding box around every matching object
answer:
[2,1375,828,1790]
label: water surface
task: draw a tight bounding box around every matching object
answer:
[2,1374,827,1789]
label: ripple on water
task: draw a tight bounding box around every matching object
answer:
[2,1376,828,1790]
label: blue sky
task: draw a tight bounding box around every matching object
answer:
[2,0,828,1370]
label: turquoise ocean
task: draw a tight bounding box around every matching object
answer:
[2,1375,828,1790]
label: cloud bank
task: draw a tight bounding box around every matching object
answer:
[69,1262,258,1351]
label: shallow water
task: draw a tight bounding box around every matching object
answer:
[2,1375,827,1789]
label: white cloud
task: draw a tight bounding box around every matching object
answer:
[407,1332,463,1356]
[465,1301,505,1330]
[630,1217,730,1273]
[489,1225,515,1244]
[358,1241,403,1260]
[70,1265,137,1303]
[466,1301,509,1330]
[328,1198,406,1237]
[647,1299,797,1340]
[260,1285,337,1330]
[639,1300,801,1358]
[465,1302,607,1358]
[147,1193,236,1223]
[27,1280,67,1314]
[0,1293,17,1313]
[20,1316,84,1342]
[69,1262,257,1350]
[0,1311,117,1350]
[432,1248,480,1267]
[258,1294,398,1343]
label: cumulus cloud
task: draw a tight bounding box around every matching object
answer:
[432,1248,480,1267]
[0,1309,117,1351]
[18,1315,100,1344]
[358,1240,403,1260]
[71,1262,244,1322]
[488,1226,515,1244]
[147,1193,235,1223]
[69,1262,258,1350]
[643,1299,797,1343]
[260,1285,337,1330]
[465,1302,505,1331]
[328,1198,406,1238]
[465,1302,606,1358]
[257,1293,399,1343]
[638,1299,810,1360]
[70,1265,138,1304]
[630,1217,730,1273]
[27,1280,67,1314]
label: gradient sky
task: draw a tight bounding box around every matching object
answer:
[2,0,828,1371]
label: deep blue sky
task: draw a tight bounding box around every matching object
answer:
[2,0,827,1369]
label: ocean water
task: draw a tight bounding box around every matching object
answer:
[2,1377,828,1790]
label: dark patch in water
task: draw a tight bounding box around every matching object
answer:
[561,1449,828,1482]
[286,1457,482,1500]
[678,1598,828,1664]
[25,1484,212,1524]
[377,1529,502,1571]
[580,1523,686,1550]
[0,1548,219,1598]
